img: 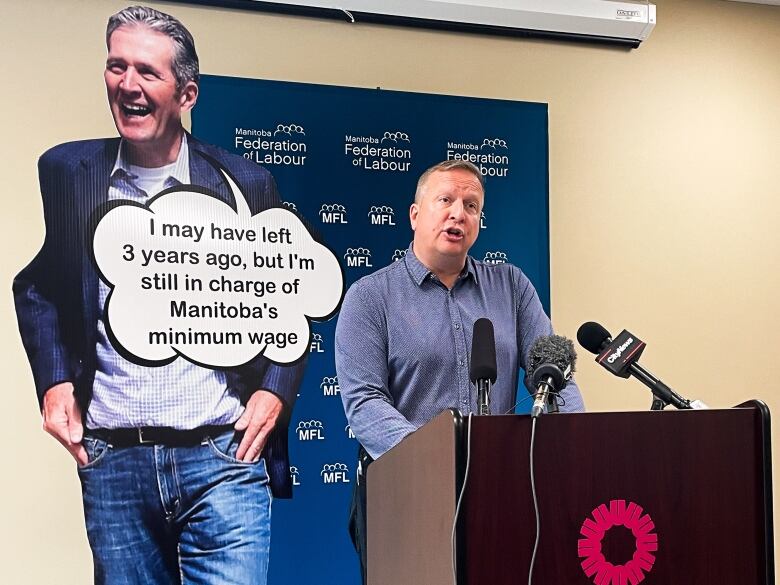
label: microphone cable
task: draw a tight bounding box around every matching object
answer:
[452,412,473,585]
[528,416,540,585]
[451,409,547,585]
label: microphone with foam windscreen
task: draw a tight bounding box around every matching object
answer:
[527,335,577,418]
[470,318,497,415]
[576,321,704,410]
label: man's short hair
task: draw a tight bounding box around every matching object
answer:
[107,5,199,93]
[414,160,485,203]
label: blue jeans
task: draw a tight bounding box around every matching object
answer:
[78,430,272,585]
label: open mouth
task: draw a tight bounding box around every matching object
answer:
[444,227,464,240]
[120,103,152,117]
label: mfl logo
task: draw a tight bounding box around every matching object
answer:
[321,375,341,396]
[310,332,324,353]
[290,466,301,486]
[344,247,373,268]
[483,251,508,265]
[481,137,508,149]
[381,131,410,143]
[345,425,355,439]
[296,420,325,441]
[368,205,396,226]
[321,463,350,484]
[274,123,305,136]
[480,211,487,229]
[320,203,348,224]
[391,249,407,262]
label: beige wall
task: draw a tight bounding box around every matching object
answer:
[1,0,778,581]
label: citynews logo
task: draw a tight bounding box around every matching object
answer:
[290,465,301,486]
[344,247,373,268]
[596,330,645,377]
[483,251,508,265]
[345,425,355,439]
[321,462,350,484]
[368,205,396,226]
[321,375,340,396]
[392,249,407,262]
[236,123,307,167]
[320,203,348,224]
[282,201,297,211]
[296,420,325,441]
[310,332,324,353]
[607,338,634,364]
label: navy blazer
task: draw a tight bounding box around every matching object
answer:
[14,134,303,497]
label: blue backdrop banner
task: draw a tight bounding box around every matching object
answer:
[193,76,550,585]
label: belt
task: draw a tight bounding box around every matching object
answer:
[86,424,235,447]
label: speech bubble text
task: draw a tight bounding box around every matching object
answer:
[92,164,343,367]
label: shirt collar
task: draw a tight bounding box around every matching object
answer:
[110,132,190,185]
[404,243,478,287]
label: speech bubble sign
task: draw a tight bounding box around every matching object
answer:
[92,160,343,367]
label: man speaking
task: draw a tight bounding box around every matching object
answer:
[336,159,584,457]
[335,159,585,578]
[13,6,302,584]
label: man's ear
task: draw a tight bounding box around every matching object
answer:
[179,81,199,113]
[409,203,418,231]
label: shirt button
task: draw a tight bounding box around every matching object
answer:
[454,323,461,330]
[461,398,468,404]
[458,359,465,366]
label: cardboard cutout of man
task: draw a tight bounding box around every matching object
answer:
[13,6,302,584]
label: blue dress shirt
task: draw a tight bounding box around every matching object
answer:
[335,245,585,459]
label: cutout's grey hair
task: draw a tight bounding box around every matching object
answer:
[107,5,199,92]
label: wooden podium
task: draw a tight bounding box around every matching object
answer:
[366,401,773,585]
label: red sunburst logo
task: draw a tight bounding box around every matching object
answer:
[578,500,658,585]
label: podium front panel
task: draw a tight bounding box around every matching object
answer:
[463,407,771,585]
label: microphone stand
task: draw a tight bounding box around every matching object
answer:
[545,390,559,414]
[531,364,566,418]
[650,396,668,411]
[628,362,691,411]
[477,379,491,415]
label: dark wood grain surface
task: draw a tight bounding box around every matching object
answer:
[463,408,770,584]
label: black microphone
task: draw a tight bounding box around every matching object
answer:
[470,318,497,415]
[577,321,692,410]
[527,335,576,418]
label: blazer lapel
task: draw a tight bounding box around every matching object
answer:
[78,137,229,355]
[188,136,232,204]
[79,139,119,353]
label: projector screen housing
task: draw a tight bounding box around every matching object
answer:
[187,0,657,48]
